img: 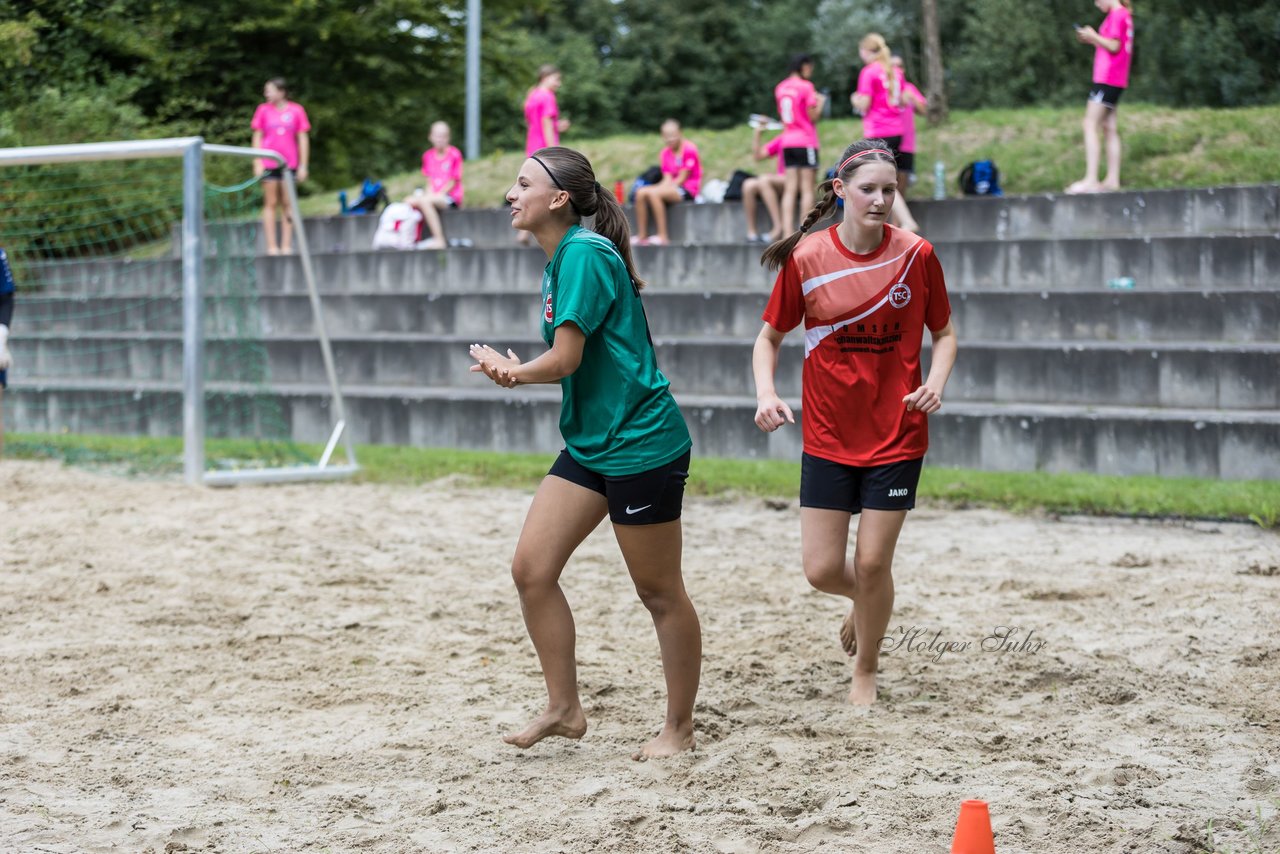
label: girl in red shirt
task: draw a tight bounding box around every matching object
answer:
[753,139,958,705]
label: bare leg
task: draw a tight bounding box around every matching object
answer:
[279,180,295,254]
[407,193,448,248]
[891,193,919,233]
[614,519,700,760]
[635,186,652,241]
[650,185,683,245]
[797,167,816,224]
[742,178,762,239]
[503,475,608,749]
[1101,107,1121,190]
[760,175,785,240]
[801,507,907,706]
[1067,101,1108,193]
[261,181,281,255]
[780,168,800,234]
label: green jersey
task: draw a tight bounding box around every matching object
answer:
[540,225,691,476]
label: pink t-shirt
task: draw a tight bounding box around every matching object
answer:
[251,101,311,169]
[774,77,820,150]
[524,87,560,156]
[764,137,785,175]
[1093,5,1134,88]
[422,145,464,206]
[900,82,926,154]
[661,141,702,197]
[856,63,905,140]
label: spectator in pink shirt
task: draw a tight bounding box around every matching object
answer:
[634,120,701,247]
[519,66,571,245]
[892,55,928,194]
[251,78,311,255]
[774,54,826,236]
[404,121,463,250]
[853,34,917,232]
[524,65,570,156]
[1067,0,1135,194]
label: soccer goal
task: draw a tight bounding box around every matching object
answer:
[0,137,357,486]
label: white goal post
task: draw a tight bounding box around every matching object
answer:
[0,137,358,486]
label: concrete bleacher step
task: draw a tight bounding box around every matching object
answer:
[21,290,1280,344]
[199,184,1280,253]
[10,378,1278,481]
[17,331,1280,411]
[27,232,1280,295]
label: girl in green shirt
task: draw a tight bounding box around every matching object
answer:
[469,147,700,760]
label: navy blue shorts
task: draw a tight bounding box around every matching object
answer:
[800,453,923,514]
[549,448,691,526]
[0,369,6,389]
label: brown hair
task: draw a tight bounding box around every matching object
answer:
[265,77,288,96]
[760,139,897,271]
[532,146,646,289]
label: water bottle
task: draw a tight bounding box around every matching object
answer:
[933,161,946,200]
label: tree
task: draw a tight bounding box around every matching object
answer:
[920,0,947,123]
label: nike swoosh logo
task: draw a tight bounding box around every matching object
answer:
[624,504,653,515]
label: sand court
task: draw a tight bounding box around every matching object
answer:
[1,459,1277,852]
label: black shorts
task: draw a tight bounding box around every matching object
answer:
[799,453,923,514]
[549,447,691,526]
[261,166,295,181]
[782,147,819,169]
[0,369,6,389]
[1088,83,1125,109]
[870,136,913,173]
[679,187,694,202]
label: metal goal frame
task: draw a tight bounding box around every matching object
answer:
[0,137,357,486]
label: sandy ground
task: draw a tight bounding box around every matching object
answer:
[1,459,1278,854]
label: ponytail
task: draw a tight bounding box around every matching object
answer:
[859,33,898,104]
[760,139,898,272]
[531,146,647,290]
[760,182,838,272]
[590,181,647,290]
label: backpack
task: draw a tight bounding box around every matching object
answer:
[629,165,664,203]
[723,169,754,202]
[958,160,1003,197]
[339,178,389,215]
[371,202,423,250]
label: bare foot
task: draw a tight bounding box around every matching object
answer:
[839,604,857,657]
[1065,180,1101,195]
[502,706,587,749]
[631,723,695,761]
[847,669,877,706]
[1100,182,1121,192]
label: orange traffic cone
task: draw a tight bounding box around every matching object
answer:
[951,800,996,854]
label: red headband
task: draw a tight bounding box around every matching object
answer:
[836,148,893,173]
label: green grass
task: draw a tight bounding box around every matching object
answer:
[8,433,1278,528]
[303,104,1280,216]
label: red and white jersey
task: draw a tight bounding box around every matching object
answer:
[762,224,951,466]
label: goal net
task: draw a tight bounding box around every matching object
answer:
[0,138,356,485]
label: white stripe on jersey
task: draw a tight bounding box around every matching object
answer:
[803,295,890,357]
[576,229,625,266]
[799,239,925,358]
[799,238,925,297]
